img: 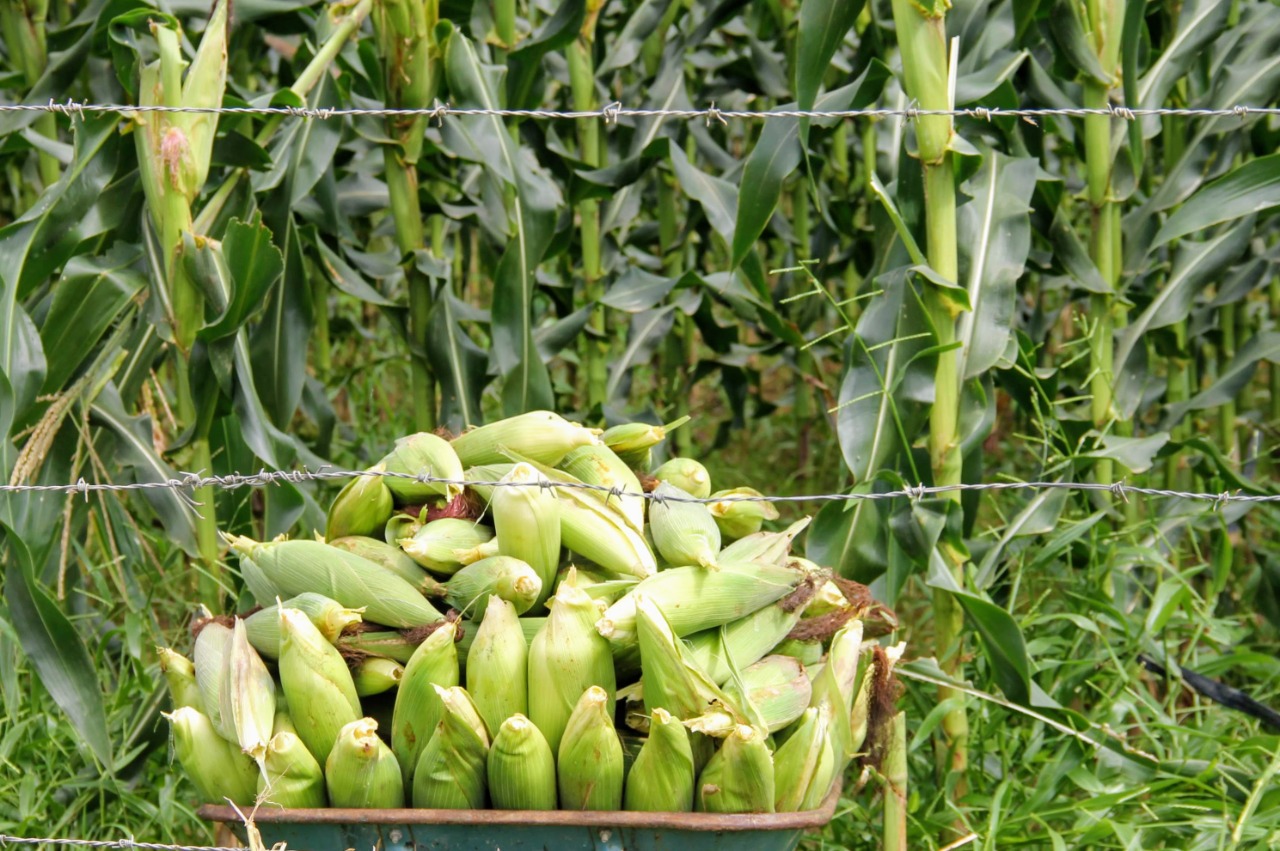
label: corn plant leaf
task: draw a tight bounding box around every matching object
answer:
[1153,153,1280,248]
[954,50,1029,105]
[794,0,865,146]
[534,306,593,362]
[598,0,674,74]
[2,522,113,770]
[1081,434,1170,474]
[805,482,891,583]
[89,384,200,557]
[1135,0,1230,123]
[733,67,890,270]
[442,23,557,416]
[505,0,586,110]
[1162,332,1280,426]
[427,291,487,431]
[974,487,1069,590]
[836,268,934,481]
[602,267,678,312]
[200,215,285,341]
[250,217,312,429]
[670,148,737,243]
[955,152,1036,380]
[1048,209,1109,294]
[1114,219,1254,416]
[1047,0,1111,84]
[606,305,677,402]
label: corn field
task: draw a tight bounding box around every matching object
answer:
[2,0,1280,846]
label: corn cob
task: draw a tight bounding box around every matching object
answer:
[808,621,865,763]
[326,718,405,808]
[445,555,542,617]
[339,616,544,667]
[392,621,460,785]
[557,686,623,811]
[482,453,655,579]
[354,657,405,697]
[773,638,823,666]
[696,724,775,814]
[648,483,720,568]
[325,466,394,540]
[220,618,276,763]
[451,411,601,467]
[724,655,812,733]
[652,458,712,499]
[400,518,494,576]
[528,569,616,753]
[235,548,282,605]
[328,535,448,597]
[458,463,515,505]
[384,511,423,545]
[851,642,903,760]
[491,463,561,606]
[278,607,362,765]
[632,596,743,726]
[683,594,811,685]
[771,705,834,812]
[456,536,501,566]
[558,444,645,533]
[411,686,490,809]
[708,488,780,540]
[227,536,443,628]
[623,707,695,812]
[243,593,363,659]
[192,620,233,740]
[803,578,851,618]
[719,517,811,564]
[165,706,259,806]
[158,647,203,712]
[272,706,296,737]
[487,714,557,810]
[466,596,528,736]
[597,558,806,648]
[559,566,638,605]
[257,730,326,809]
[601,416,689,471]
[378,432,466,503]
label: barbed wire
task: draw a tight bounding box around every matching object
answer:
[0,837,238,851]
[2,99,1278,124]
[1,467,1275,508]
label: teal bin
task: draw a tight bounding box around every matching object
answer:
[200,785,840,851]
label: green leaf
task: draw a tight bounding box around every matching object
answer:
[1163,332,1280,425]
[316,239,399,307]
[794,0,865,145]
[201,215,285,341]
[974,487,1069,589]
[506,0,586,110]
[955,152,1037,380]
[427,291,488,430]
[1049,209,1110,294]
[1,523,113,769]
[1082,434,1170,473]
[38,245,145,392]
[1135,0,1230,115]
[443,24,558,416]
[602,267,678,312]
[805,485,890,583]
[1153,153,1280,247]
[1048,0,1111,84]
[670,148,737,242]
[605,306,677,402]
[250,218,312,429]
[598,0,674,74]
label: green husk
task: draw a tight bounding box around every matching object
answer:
[328,536,448,596]
[192,620,233,740]
[601,416,689,471]
[378,431,466,503]
[158,647,203,712]
[353,657,405,697]
[411,686,490,809]
[652,458,712,499]
[491,462,561,606]
[445,555,542,617]
[528,569,616,753]
[451,410,601,467]
[556,686,623,811]
[326,718,405,808]
[325,467,394,541]
[166,706,259,806]
[632,595,746,727]
[243,593,363,659]
[648,482,720,567]
[771,705,835,812]
[392,621,460,785]
[278,607,362,766]
[725,654,812,733]
[622,707,695,812]
[708,488,780,540]
[220,618,276,763]
[227,536,443,628]
[466,596,529,736]
[683,593,812,685]
[597,559,806,648]
[696,724,775,814]
[719,517,811,564]
[558,444,645,533]
[400,518,494,576]
[257,730,327,808]
[487,714,557,810]
[773,637,824,666]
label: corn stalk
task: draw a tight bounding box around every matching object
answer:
[372,0,441,430]
[0,0,58,187]
[890,0,968,796]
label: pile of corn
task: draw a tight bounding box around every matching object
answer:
[160,411,900,814]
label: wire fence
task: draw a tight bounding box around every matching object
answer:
[2,100,1279,124]
[2,467,1276,508]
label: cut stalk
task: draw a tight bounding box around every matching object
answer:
[1219,302,1238,463]
[883,712,908,851]
[890,0,968,801]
